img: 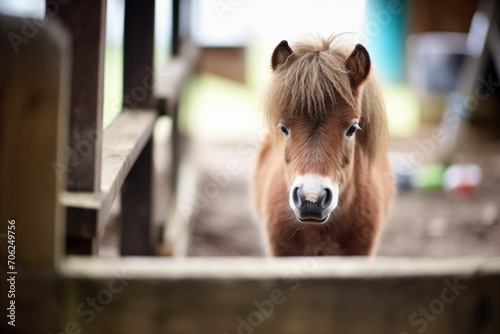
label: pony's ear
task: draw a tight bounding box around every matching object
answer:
[271,40,293,71]
[345,44,371,88]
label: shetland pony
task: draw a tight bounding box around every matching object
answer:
[253,37,394,256]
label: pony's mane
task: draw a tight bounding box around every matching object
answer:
[264,36,357,126]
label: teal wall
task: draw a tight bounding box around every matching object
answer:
[364,0,408,84]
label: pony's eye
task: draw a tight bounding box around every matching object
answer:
[277,123,289,136]
[346,122,361,138]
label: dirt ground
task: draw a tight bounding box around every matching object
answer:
[185,124,500,258]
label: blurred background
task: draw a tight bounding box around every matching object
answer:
[2,0,499,258]
[175,0,500,258]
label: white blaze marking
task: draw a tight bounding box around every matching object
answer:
[301,175,324,202]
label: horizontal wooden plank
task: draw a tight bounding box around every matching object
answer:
[100,110,156,201]
[60,109,157,236]
[59,256,500,279]
[155,42,200,112]
[8,257,500,334]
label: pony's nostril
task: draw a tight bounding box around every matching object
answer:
[321,188,333,208]
[292,187,302,208]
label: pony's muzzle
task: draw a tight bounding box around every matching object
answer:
[289,174,339,224]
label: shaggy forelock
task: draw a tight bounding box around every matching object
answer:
[264,36,357,126]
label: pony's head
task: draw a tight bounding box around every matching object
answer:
[265,37,372,224]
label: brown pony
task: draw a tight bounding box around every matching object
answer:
[253,36,394,256]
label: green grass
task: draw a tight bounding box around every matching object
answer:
[383,85,420,137]
[103,45,123,128]
[180,73,261,142]
[102,45,170,129]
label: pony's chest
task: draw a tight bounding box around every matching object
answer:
[295,231,342,256]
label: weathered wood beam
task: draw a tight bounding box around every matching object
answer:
[60,110,157,242]
[123,0,155,110]
[156,42,200,115]
[6,257,500,333]
[51,0,107,255]
[51,0,106,192]
[0,15,70,267]
[120,0,157,256]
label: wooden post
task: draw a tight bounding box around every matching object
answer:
[0,15,70,266]
[172,0,181,56]
[52,0,107,254]
[123,0,155,110]
[167,0,193,204]
[170,0,182,192]
[172,0,192,57]
[121,0,156,255]
[53,0,106,192]
[121,138,154,254]
[157,0,199,254]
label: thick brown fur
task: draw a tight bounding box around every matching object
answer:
[253,36,394,256]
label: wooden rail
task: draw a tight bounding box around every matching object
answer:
[7,257,500,333]
[1,0,198,257]
[60,110,157,242]
[48,0,196,255]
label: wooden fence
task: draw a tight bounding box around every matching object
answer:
[1,1,500,333]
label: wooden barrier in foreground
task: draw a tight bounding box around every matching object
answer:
[5,257,500,334]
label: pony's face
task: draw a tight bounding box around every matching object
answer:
[278,109,360,224]
[269,40,371,224]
